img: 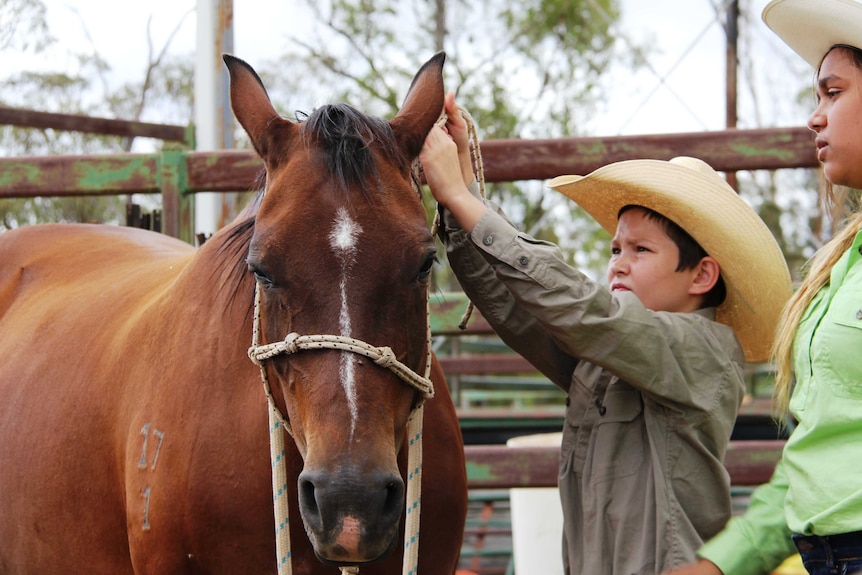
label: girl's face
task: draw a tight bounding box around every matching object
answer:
[808,48,862,188]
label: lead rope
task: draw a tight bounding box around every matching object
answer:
[248,281,434,575]
[401,291,433,575]
[250,285,293,575]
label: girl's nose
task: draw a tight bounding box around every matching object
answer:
[807,103,825,133]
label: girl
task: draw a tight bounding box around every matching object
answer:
[669,1,862,574]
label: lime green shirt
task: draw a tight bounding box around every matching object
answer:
[700,229,862,575]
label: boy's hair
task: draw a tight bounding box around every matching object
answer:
[619,205,727,309]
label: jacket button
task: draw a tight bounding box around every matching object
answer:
[595,398,607,416]
[482,235,493,246]
[518,256,528,266]
[856,309,862,320]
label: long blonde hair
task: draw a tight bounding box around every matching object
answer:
[771,198,862,415]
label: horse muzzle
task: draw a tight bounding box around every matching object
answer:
[298,466,405,563]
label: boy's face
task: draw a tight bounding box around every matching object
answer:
[607,208,703,313]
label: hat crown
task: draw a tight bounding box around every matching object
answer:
[669,156,718,179]
[762,0,862,68]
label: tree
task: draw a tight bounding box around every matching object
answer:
[255,0,628,286]
[0,0,52,53]
[0,0,194,230]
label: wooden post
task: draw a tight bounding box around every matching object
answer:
[159,146,193,242]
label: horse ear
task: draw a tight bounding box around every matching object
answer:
[389,52,446,159]
[223,54,297,163]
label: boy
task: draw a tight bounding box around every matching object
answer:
[420,93,791,574]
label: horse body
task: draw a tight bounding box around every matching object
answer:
[0,53,466,574]
[0,225,270,574]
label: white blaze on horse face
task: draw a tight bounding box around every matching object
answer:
[329,207,362,438]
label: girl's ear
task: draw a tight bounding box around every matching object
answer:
[689,256,720,295]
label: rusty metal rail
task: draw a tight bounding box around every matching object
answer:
[0,126,817,243]
[464,439,784,489]
[0,105,193,145]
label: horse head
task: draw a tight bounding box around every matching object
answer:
[224,53,445,566]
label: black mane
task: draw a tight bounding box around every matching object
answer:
[211,210,257,318]
[301,103,406,192]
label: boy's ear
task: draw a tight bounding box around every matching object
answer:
[689,256,720,296]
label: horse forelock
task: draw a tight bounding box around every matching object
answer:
[300,103,407,198]
[203,103,418,318]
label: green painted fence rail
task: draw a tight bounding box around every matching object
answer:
[0,126,817,243]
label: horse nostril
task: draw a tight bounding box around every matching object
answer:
[299,476,320,523]
[383,479,404,516]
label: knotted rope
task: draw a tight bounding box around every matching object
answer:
[248,281,434,575]
[250,332,433,400]
[250,103,483,575]
[423,105,486,331]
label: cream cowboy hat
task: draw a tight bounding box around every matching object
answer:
[762,0,862,68]
[548,156,792,364]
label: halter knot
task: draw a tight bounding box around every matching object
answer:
[282,332,300,354]
[373,346,397,368]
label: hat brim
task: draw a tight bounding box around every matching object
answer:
[762,0,862,68]
[548,158,792,363]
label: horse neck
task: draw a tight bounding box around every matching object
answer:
[175,216,257,334]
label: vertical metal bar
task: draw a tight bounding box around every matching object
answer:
[194,0,235,240]
[159,146,192,243]
[725,0,739,190]
[217,0,237,229]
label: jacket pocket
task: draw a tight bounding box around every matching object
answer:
[591,384,647,481]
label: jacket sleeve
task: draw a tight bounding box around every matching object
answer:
[697,458,797,575]
[441,193,742,413]
[437,186,577,391]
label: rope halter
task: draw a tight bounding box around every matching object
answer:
[247,281,434,575]
[249,332,435,421]
[248,102,482,575]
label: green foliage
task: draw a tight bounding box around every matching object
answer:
[0,0,53,53]
[261,0,627,283]
[0,3,194,230]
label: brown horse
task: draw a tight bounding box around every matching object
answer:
[0,52,466,574]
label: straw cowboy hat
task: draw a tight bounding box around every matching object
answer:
[762,0,862,68]
[548,156,792,364]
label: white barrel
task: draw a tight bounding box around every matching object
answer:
[506,432,564,575]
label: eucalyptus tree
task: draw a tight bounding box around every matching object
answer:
[0,0,194,230]
[257,0,629,284]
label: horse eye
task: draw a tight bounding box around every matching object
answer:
[247,264,274,287]
[417,253,436,281]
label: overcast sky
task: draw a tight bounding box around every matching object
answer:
[5,0,811,137]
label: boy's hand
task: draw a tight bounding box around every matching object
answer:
[420,126,466,208]
[420,124,485,232]
[441,92,475,186]
[661,559,724,575]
